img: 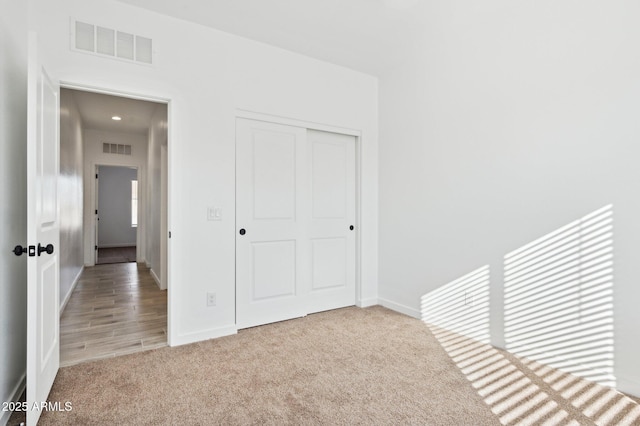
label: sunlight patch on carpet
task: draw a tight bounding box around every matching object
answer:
[425,325,640,425]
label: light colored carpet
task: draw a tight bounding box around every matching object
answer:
[9,306,640,425]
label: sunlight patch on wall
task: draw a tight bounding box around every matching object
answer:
[504,205,615,387]
[421,265,491,343]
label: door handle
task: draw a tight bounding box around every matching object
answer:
[349,225,354,231]
[37,243,54,256]
[13,245,27,256]
[13,245,37,257]
[239,229,246,236]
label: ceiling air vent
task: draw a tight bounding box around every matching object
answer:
[72,19,153,65]
[103,143,132,156]
[97,27,115,56]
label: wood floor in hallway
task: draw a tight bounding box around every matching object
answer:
[60,262,167,366]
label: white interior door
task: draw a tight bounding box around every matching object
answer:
[307,130,356,314]
[236,119,309,328]
[236,119,356,329]
[26,33,60,426]
[94,166,99,264]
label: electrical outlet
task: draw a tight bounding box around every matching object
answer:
[207,292,216,307]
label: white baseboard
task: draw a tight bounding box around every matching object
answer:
[1,373,25,426]
[150,268,165,290]
[357,298,378,308]
[169,325,237,347]
[378,297,421,319]
[60,266,84,315]
[618,376,640,399]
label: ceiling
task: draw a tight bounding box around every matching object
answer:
[66,89,161,135]
[67,1,424,133]
[115,0,424,76]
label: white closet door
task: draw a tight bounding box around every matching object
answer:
[306,130,356,314]
[236,119,356,329]
[236,119,309,329]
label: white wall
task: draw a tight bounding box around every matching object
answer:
[83,128,147,265]
[31,0,378,346]
[146,104,167,287]
[378,1,640,396]
[59,89,84,308]
[0,0,28,421]
[97,166,138,247]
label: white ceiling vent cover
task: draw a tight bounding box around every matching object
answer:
[75,21,95,52]
[72,19,153,65]
[97,27,115,56]
[117,31,135,60]
[103,143,132,156]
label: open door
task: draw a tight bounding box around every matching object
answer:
[94,166,99,265]
[26,33,60,426]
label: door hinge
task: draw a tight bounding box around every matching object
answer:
[95,245,98,250]
[95,209,98,214]
[169,231,172,238]
[95,173,98,179]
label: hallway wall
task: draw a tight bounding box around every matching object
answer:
[59,89,85,308]
[146,104,167,288]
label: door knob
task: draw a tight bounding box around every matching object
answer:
[37,243,54,256]
[13,245,27,256]
[349,225,354,231]
[239,229,246,235]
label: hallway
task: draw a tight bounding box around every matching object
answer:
[60,263,167,366]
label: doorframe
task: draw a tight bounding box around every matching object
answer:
[235,109,365,307]
[61,81,173,344]
[93,164,141,265]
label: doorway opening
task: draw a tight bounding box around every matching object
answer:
[59,87,169,366]
[95,165,139,265]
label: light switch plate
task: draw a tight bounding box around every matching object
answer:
[207,206,222,221]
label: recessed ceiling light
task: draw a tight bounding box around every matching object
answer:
[112,116,122,121]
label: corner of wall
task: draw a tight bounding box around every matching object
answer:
[617,377,640,400]
[149,268,165,290]
[357,298,379,308]
[170,325,237,347]
[378,297,421,319]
